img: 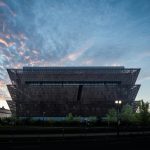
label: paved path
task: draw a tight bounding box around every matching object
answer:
[0,131,149,138]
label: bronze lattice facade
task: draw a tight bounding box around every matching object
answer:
[7,66,140,117]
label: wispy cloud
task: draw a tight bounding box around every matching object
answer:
[0,0,150,102]
[61,39,94,63]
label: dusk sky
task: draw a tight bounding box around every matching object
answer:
[0,0,150,109]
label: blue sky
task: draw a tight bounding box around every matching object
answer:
[0,0,150,108]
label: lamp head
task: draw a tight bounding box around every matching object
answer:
[115,100,119,104]
[115,100,122,104]
[119,100,122,104]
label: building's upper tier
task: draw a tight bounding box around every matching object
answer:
[7,66,140,86]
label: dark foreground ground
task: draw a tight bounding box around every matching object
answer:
[0,127,150,150]
[1,134,150,150]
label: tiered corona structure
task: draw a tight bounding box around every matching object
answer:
[7,66,140,117]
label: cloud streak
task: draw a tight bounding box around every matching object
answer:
[61,39,94,62]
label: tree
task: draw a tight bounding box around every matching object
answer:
[105,108,117,126]
[66,113,74,122]
[120,104,135,124]
[138,100,150,125]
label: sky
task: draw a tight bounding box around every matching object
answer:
[0,0,150,109]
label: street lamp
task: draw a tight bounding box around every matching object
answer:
[43,112,45,126]
[115,100,122,136]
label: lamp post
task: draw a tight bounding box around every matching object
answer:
[43,112,45,126]
[115,100,122,136]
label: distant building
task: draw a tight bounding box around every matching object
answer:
[6,100,16,116]
[7,66,140,117]
[132,100,142,112]
[0,106,11,118]
[133,100,150,113]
